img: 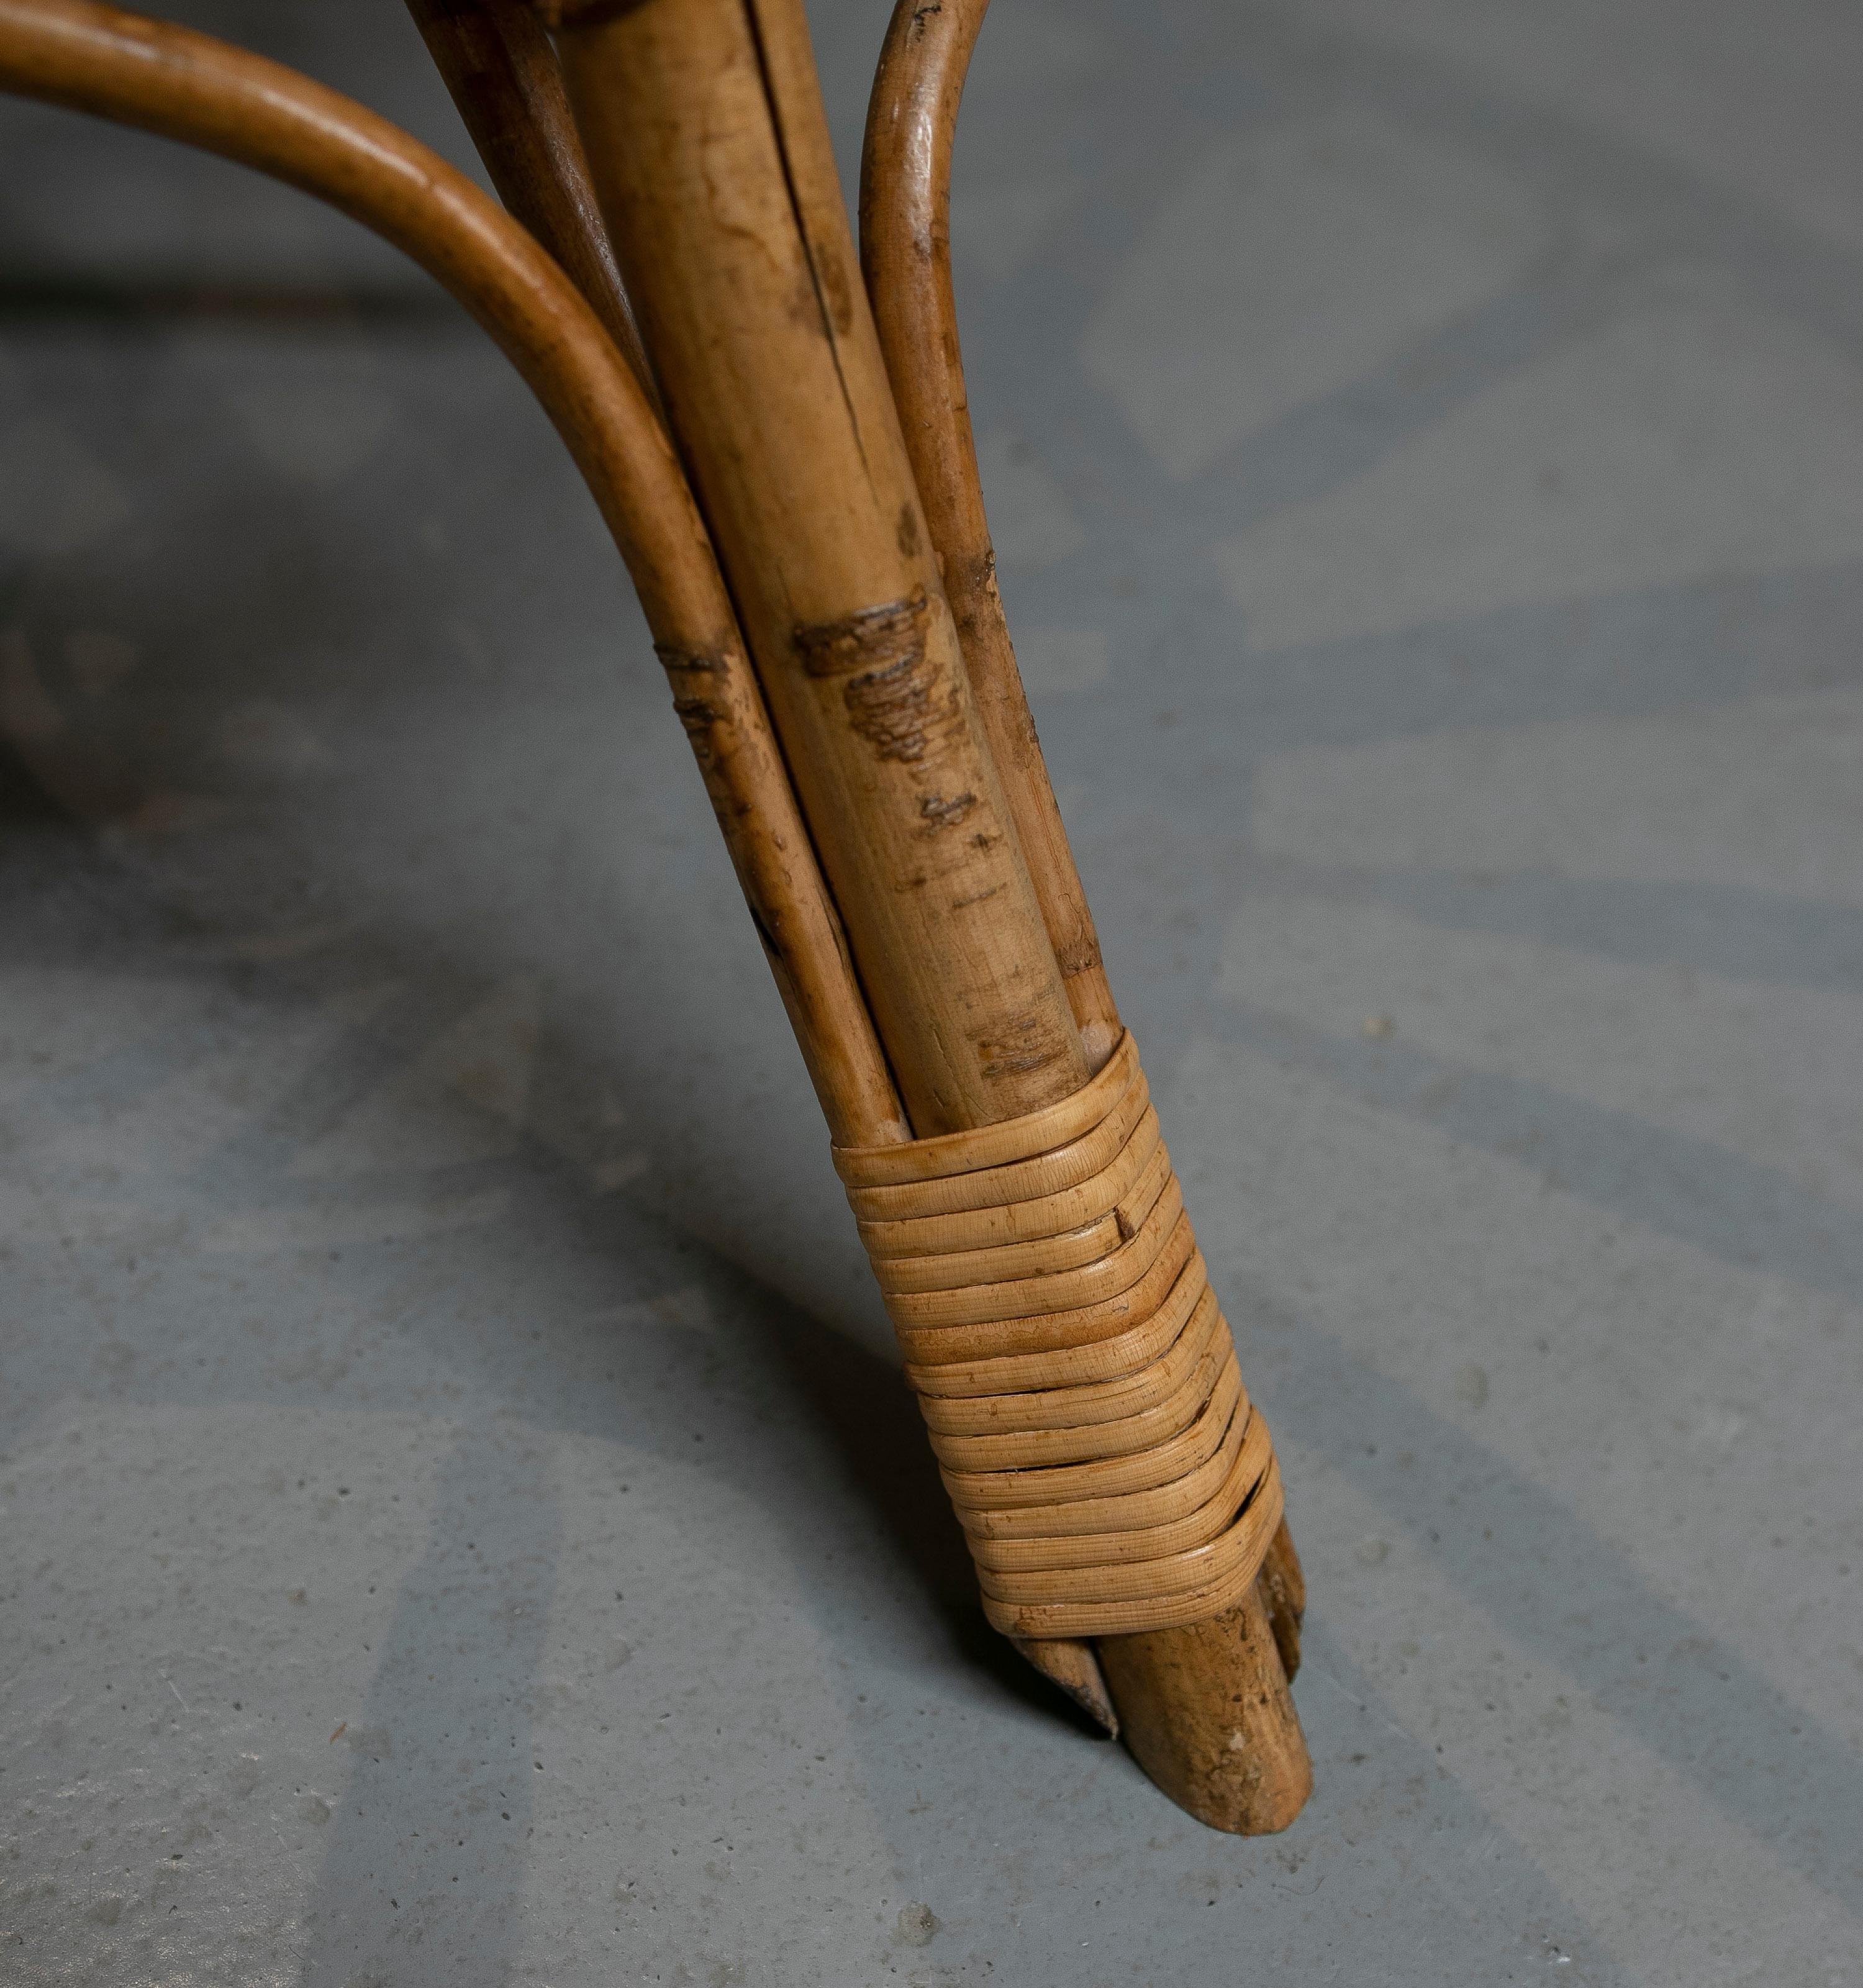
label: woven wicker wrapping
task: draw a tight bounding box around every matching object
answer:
[833,1033,1282,1639]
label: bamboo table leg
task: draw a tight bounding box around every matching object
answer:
[549,0,1312,1833]
[1098,1589,1311,1835]
[551,0,1090,1139]
[859,0,1310,1725]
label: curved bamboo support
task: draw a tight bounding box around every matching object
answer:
[401,0,656,394]
[0,0,904,1148]
[858,0,1310,1829]
[859,0,1119,1069]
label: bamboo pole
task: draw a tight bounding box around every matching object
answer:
[401,0,655,393]
[0,0,904,1150]
[552,0,1309,1830]
[550,0,1089,1141]
[1097,1592,1310,1835]
[546,0,1128,1730]
[856,0,1310,1829]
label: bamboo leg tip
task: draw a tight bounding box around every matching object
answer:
[1097,1581,1313,1836]
[1189,1716,1314,1836]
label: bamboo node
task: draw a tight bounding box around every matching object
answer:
[794,586,930,679]
[835,1032,1284,1640]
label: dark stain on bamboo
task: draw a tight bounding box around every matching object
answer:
[843,653,942,763]
[978,1010,1075,1081]
[656,640,735,763]
[918,789,976,830]
[794,588,930,677]
[670,696,721,762]
[656,641,733,767]
[814,238,857,335]
[654,640,728,673]
[794,586,952,764]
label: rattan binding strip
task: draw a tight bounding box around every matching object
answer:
[835,1033,1282,1638]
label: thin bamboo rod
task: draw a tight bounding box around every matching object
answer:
[0,0,904,1148]
[401,0,655,393]
[551,0,1090,1141]
[855,0,1310,1831]
[858,0,1120,1069]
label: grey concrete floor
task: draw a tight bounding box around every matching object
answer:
[4,1,1862,1982]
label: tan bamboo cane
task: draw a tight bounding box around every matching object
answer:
[543,0,1131,1732]
[547,0,1090,1139]
[859,0,1310,1827]
[401,0,655,394]
[0,0,904,1151]
[859,0,1313,1668]
[858,0,1118,1071]
[548,0,1310,1829]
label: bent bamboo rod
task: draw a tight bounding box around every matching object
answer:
[860,0,1120,1069]
[0,0,906,1148]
